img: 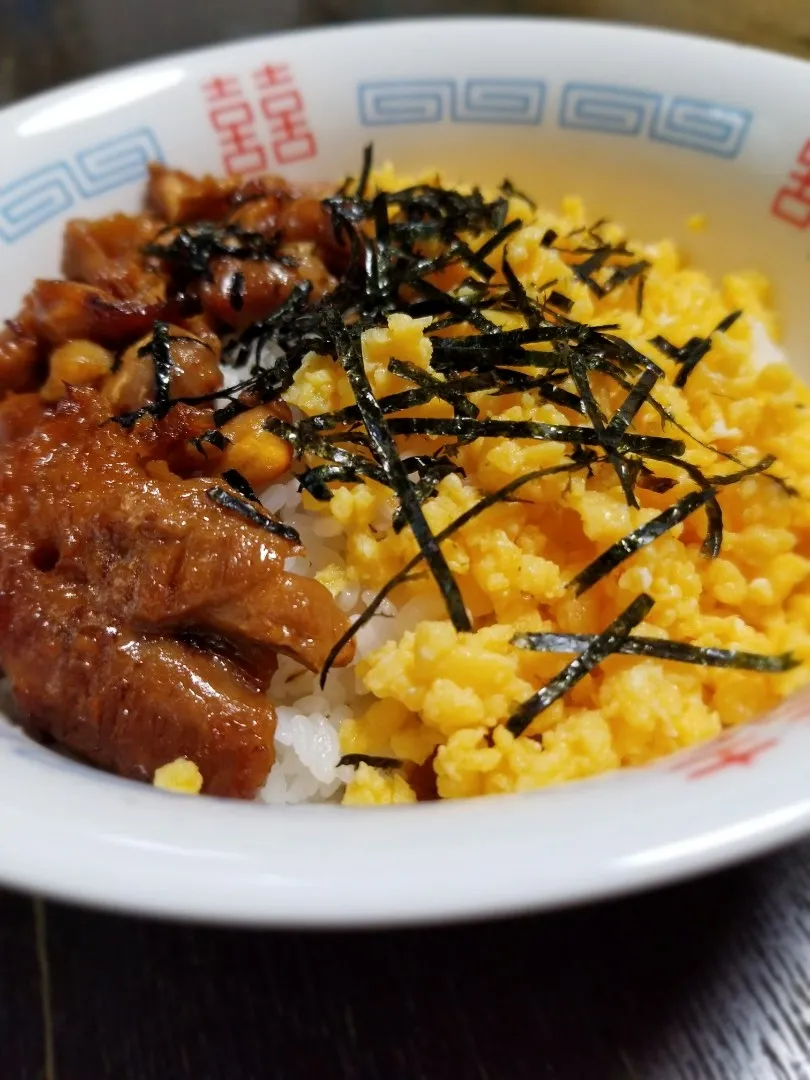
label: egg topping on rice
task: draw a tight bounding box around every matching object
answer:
[275,165,810,804]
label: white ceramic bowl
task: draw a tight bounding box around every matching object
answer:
[2,18,810,927]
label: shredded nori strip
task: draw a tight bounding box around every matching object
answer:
[137,321,174,408]
[512,631,799,672]
[603,364,662,443]
[546,290,574,314]
[378,417,686,457]
[502,252,540,329]
[324,310,471,633]
[192,428,231,454]
[506,594,654,737]
[355,143,374,200]
[652,311,742,388]
[386,359,480,417]
[145,222,287,279]
[205,485,301,545]
[638,451,723,558]
[229,270,246,312]
[475,218,523,262]
[220,469,260,502]
[338,753,402,769]
[566,349,639,507]
[500,178,537,209]
[569,487,717,595]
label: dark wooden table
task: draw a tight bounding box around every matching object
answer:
[2,2,810,1078]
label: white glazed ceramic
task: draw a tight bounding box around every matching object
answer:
[2,19,810,927]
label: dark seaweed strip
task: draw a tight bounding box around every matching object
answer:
[652,311,742,388]
[205,486,301,544]
[391,457,466,531]
[490,372,585,414]
[636,273,646,316]
[642,449,782,559]
[369,191,396,311]
[546,290,574,314]
[305,371,502,432]
[446,238,497,281]
[541,228,558,247]
[138,321,174,407]
[223,279,315,378]
[319,460,591,685]
[500,179,537,209]
[644,454,782,557]
[505,594,654,737]
[305,388,437,430]
[309,366,581,425]
[387,360,480,417]
[265,417,389,494]
[584,355,740,463]
[643,452,723,557]
[637,471,678,494]
[300,464,383,501]
[407,279,497,334]
[192,428,231,454]
[567,219,609,242]
[380,416,686,457]
[110,373,259,428]
[356,143,373,199]
[338,753,402,769]
[431,326,567,352]
[220,469,260,502]
[604,259,649,294]
[213,400,248,427]
[569,245,613,297]
[145,222,285,278]
[475,218,523,262]
[569,487,716,596]
[707,455,775,485]
[502,252,540,328]
[325,310,471,633]
[566,350,639,507]
[567,351,607,430]
[229,271,245,312]
[511,631,799,672]
[585,331,649,373]
[299,451,462,507]
[603,364,662,443]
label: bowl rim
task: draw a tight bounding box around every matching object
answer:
[2,16,810,928]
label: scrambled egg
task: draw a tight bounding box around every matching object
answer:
[285,167,810,803]
[153,757,204,795]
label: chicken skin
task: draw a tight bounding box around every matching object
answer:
[0,392,353,797]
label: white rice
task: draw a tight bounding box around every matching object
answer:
[256,475,441,804]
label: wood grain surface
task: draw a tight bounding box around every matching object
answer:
[1,839,809,1080]
[1,2,809,1078]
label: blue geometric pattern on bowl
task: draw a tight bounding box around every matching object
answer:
[358,79,546,126]
[0,127,164,245]
[559,84,752,158]
[357,77,752,160]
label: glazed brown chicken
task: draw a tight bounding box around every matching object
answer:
[0,166,353,797]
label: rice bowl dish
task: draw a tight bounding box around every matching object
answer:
[3,17,810,928]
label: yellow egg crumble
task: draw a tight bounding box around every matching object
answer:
[153,757,204,795]
[283,166,810,805]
